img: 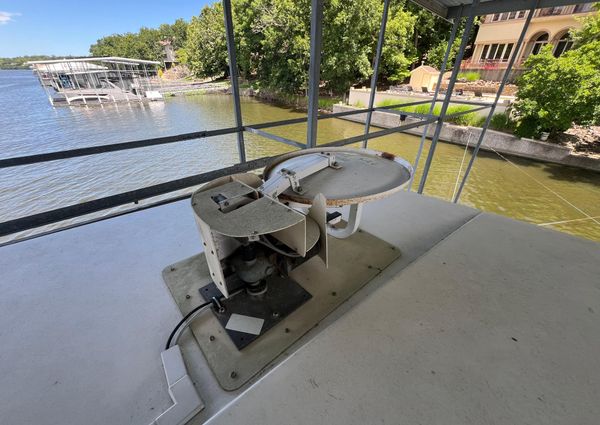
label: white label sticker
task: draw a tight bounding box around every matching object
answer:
[225,314,265,335]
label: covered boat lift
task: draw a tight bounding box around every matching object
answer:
[27,57,163,105]
[1,1,599,425]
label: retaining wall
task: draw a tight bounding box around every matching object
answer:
[333,104,600,173]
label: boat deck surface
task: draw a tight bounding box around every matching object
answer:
[1,191,599,425]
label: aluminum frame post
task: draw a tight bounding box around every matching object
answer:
[307,0,324,149]
[362,0,391,148]
[407,8,462,191]
[453,2,537,203]
[417,0,479,194]
[223,0,246,162]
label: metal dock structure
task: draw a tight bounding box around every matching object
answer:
[27,57,163,106]
[1,1,599,425]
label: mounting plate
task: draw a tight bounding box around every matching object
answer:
[199,277,312,350]
[163,228,400,391]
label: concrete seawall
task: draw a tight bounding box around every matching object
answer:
[333,104,600,173]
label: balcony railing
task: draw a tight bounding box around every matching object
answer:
[484,3,594,23]
[461,58,525,70]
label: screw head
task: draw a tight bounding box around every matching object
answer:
[170,267,175,272]
[272,311,280,318]
[209,335,215,341]
[185,294,191,299]
[331,291,337,296]
[230,371,238,379]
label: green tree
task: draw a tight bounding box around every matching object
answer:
[513,8,600,137]
[424,17,480,69]
[572,3,600,45]
[513,43,600,137]
[89,19,187,63]
[185,0,417,94]
[159,19,189,51]
[185,3,228,78]
[380,4,417,82]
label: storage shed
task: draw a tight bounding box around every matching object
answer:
[409,65,440,92]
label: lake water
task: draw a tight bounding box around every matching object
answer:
[1,69,600,242]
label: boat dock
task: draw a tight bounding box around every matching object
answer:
[27,57,163,106]
[1,190,598,424]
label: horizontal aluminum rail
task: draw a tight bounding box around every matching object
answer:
[0,96,495,239]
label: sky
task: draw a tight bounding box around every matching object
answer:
[0,0,212,57]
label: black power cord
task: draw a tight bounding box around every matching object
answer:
[165,300,212,350]
[164,288,244,350]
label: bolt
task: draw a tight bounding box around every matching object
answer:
[223,201,230,206]
[331,291,337,296]
[209,335,215,342]
[170,267,176,272]
[230,371,238,379]
[272,311,280,318]
[296,186,303,192]
[185,294,191,299]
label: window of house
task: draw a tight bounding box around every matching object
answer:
[531,33,549,55]
[554,33,574,57]
[488,44,499,58]
[503,44,514,60]
[489,11,526,22]
[481,45,489,60]
[479,43,515,62]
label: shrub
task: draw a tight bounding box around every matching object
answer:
[318,97,341,110]
[375,99,400,108]
[488,112,516,133]
[514,116,542,139]
[395,103,482,126]
[458,71,481,82]
[513,14,600,136]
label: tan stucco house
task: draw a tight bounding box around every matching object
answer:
[462,3,596,80]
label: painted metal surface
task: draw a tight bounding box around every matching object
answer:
[162,228,400,390]
[223,0,246,163]
[264,148,413,207]
[362,0,391,148]
[408,10,461,191]
[306,0,324,149]
[205,212,600,425]
[417,0,480,194]
[452,1,538,203]
[0,190,490,425]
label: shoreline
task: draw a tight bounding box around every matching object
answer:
[333,104,600,173]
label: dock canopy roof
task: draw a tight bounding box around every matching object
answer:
[25,57,161,66]
[412,0,596,19]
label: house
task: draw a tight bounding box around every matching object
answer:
[462,3,596,81]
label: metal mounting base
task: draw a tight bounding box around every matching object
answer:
[163,228,400,390]
[199,277,312,350]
